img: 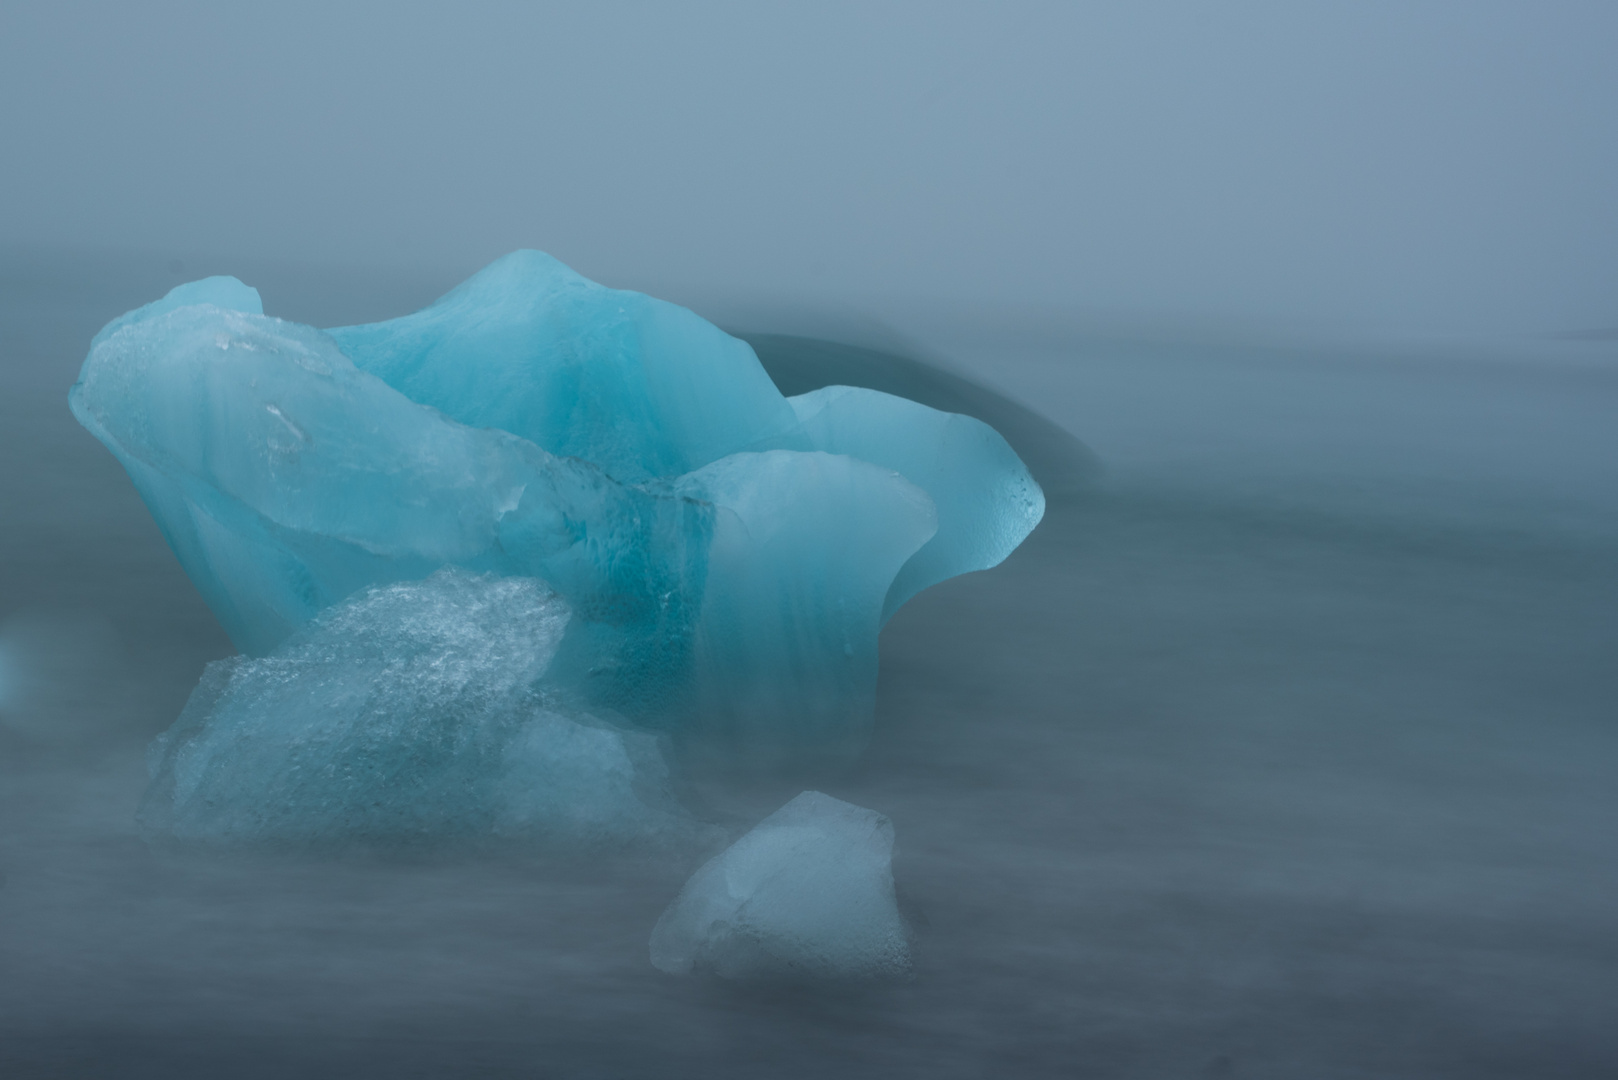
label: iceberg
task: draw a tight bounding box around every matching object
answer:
[649,791,911,979]
[140,568,697,845]
[70,252,1043,764]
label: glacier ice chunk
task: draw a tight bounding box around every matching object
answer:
[649,791,911,979]
[140,568,697,846]
[70,255,1046,762]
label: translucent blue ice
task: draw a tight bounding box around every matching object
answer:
[328,251,805,482]
[89,275,264,351]
[650,791,911,979]
[69,294,713,692]
[675,451,934,754]
[787,384,1046,620]
[141,569,698,845]
[70,253,1044,764]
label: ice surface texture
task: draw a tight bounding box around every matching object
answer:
[327,252,800,483]
[140,568,696,845]
[70,252,1043,760]
[650,791,910,979]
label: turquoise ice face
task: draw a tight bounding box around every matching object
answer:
[70,251,1043,763]
[329,251,806,483]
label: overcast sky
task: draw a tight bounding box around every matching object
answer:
[3,1,1615,338]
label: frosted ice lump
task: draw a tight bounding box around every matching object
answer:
[140,568,698,845]
[71,252,1043,767]
[650,791,911,979]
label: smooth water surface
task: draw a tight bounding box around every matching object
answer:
[3,249,1616,1078]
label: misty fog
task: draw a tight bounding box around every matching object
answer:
[3,4,1616,1078]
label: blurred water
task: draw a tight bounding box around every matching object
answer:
[2,249,1616,1078]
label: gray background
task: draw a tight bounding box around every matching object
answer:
[3,1,1616,337]
[2,4,1617,1078]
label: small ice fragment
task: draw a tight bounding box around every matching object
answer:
[650,791,911,979]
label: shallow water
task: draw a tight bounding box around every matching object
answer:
[2,249,1616,1078]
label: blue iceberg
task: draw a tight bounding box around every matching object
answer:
[71,252,1043,779]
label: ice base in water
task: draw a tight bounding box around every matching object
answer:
[140,568,697,846]
[649,791,911,979]
[71,252,1043,837]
